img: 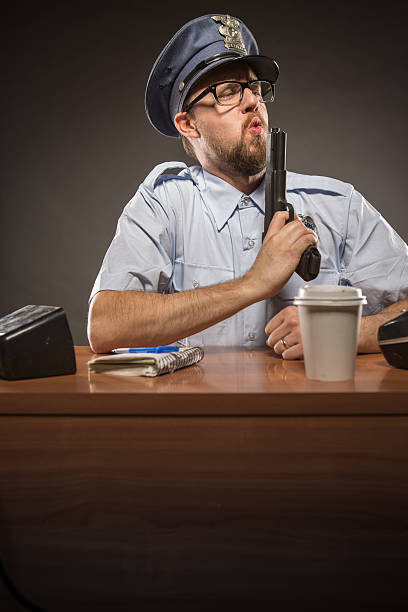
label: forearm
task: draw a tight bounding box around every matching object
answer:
[88,212,317,353]
[88,277,257,353]
[358,297,408,353]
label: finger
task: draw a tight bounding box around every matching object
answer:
[270,223,318,259]
[272,337,286,355]
[271,330,298,355]
[265,311,285,336]
[267,323,293,350]
[281,342,303,360]
[264,210,289,239]
[265,306,297,336]
[291,230,319,254]
[283,219,318,246]
[303,228,318,246]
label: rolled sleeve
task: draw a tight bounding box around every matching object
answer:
[89,188,174,302]
[341,189,408,314]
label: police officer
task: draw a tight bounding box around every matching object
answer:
[88,15,408,355]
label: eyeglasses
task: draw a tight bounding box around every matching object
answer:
[183,80,275,113]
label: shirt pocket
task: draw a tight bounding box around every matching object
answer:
[274,268,340,309]
[172,261,234,292]
[172,261,234,346]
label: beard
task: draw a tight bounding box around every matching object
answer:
[198,114,267,177]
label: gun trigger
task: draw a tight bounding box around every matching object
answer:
[286,203,295,223]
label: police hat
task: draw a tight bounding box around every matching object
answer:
[145,14,279,138]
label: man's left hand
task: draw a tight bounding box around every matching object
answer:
[265,305,303,359]
[267,297,408,358]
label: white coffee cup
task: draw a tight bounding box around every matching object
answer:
[293,285,367,381]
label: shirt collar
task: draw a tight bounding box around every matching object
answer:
[197,167,266,231]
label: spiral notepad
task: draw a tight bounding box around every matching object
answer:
[88,347,204,377]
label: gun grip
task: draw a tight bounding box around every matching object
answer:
[285,203,320,281]
[296,246,321,281]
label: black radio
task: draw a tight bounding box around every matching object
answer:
[378,310,408,369]
[0,305,76,380]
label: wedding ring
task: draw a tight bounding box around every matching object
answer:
[280,338,290,350]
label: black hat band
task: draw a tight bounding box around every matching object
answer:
[178,51,244,93]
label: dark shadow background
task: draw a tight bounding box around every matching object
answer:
[2,0,407,345]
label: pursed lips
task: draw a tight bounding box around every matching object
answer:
[247,115,265,135]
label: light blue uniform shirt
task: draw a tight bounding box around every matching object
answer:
[90,162,408,346]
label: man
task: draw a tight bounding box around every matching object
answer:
[88,14,408,355]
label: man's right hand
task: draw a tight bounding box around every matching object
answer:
[244,210,318,301]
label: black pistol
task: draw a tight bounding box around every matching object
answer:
[263,127,321,282]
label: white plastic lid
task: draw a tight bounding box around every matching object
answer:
[294,284,367,306]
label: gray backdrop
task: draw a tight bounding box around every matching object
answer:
[2,0,407,344]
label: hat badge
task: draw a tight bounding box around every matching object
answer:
[212,15,247,54]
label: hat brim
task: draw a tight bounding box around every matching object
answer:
[224,54,279,84]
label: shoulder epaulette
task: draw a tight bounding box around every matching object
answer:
[287,171,353,197]
[141,162,194,192]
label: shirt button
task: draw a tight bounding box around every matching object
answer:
[248,332,256,341]
[243,197,251,206]
[192,280,199,288]
[248,239,255,248]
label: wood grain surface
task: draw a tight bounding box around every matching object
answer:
[0,346,407,415]
[0,347,407,610]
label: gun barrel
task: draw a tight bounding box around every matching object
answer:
[263,128,288,240]
[273,127,286,171]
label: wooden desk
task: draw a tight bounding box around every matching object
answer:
[1,348,407,610]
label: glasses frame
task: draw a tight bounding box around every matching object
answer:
[183,79,275,113]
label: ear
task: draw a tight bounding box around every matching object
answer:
[174,112,200,139]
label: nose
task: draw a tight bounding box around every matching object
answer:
[240,85,260,112]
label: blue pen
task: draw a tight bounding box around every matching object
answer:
[112,346,180,354]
